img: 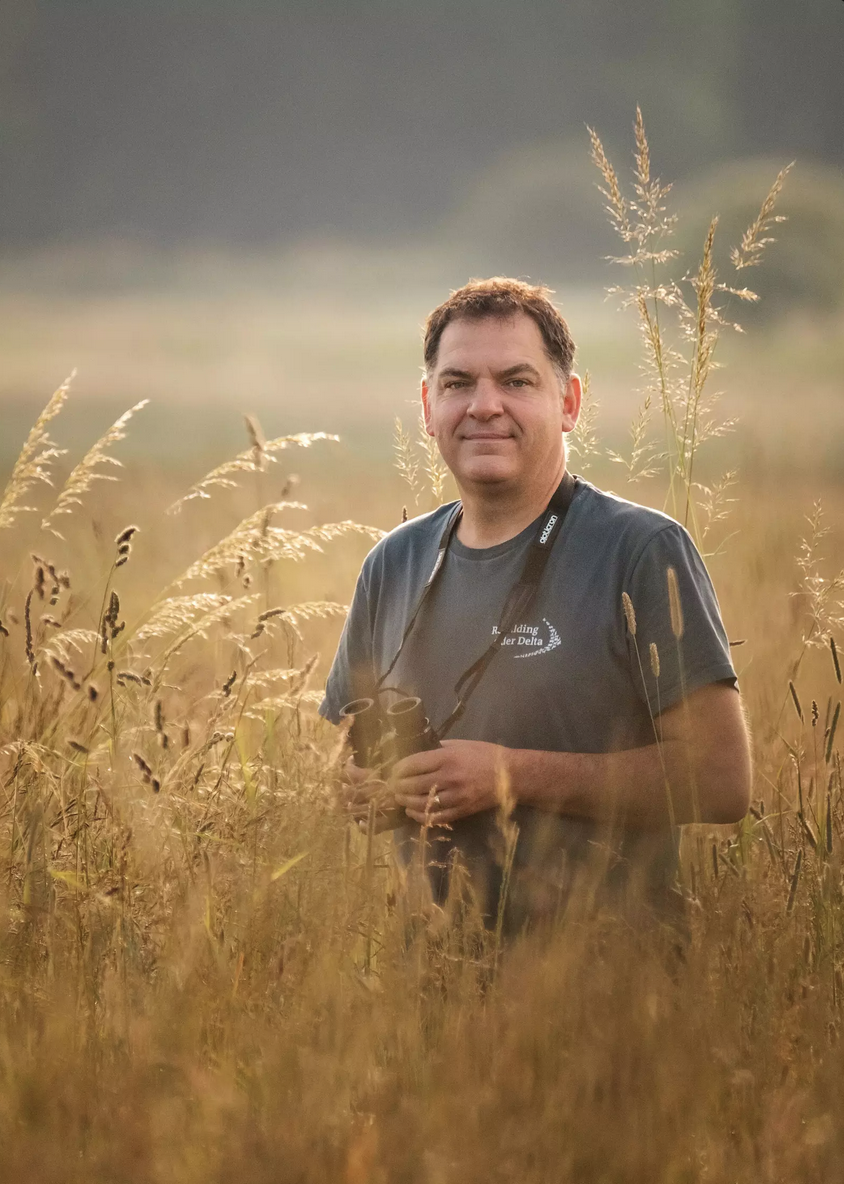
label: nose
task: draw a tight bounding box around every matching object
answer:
[467,377,504,420]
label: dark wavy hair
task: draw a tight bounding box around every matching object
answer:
[423,277,576,383]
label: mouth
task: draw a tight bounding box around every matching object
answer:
[461,433,514,442]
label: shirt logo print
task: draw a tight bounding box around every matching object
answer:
[491,618,562,657]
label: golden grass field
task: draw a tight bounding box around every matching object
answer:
[1,129,843,1181]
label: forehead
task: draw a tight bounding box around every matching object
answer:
[434,312,550,372]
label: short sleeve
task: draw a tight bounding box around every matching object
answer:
[319,568,377,724]
[623,523,737,716]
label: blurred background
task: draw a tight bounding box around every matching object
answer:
[1,0,843,508]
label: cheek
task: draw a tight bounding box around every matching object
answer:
[431,404,463,435]
[515,407,557,437]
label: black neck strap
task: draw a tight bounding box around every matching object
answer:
[376,471,578,738]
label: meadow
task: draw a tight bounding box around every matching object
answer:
[1,127,843,1182]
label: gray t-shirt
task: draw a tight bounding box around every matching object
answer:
[321,478,736,924]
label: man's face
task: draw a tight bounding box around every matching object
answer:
[421,313,581,493]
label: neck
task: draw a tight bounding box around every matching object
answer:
[456,460,567,549]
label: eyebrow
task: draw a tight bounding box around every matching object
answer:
[497,363,542,381]
[437,363,542,382]
[438,367,474,380]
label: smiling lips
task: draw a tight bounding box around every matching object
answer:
[461,433,513,441]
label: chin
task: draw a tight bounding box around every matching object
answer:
[459,460,517,486]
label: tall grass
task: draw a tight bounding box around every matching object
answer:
[588,109,793,549]
[0,117,842,1182]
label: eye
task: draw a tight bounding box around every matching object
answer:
[443,380,468,390]
[507,378,530,388]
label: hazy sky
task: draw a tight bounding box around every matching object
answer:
[2,0,842,247]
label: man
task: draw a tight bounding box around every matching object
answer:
[320,278,750,929]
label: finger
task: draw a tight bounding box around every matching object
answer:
[395,788,453,813]
[392,772,444,799]
[395,795,431,815]
[407,787,458,823]
[345,778,389,806]
[391,747,445,780]
[343,785,372,807]
[344,759,379,785]
[347,802,373,821]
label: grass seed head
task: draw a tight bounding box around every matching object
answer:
[649,642,660,678]
[115,524,139,546]
[622,592,637,636]
[24,589,36,671]
[667,567,684,639]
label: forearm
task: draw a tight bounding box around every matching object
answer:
[509,740,742,829]
[391,685,750,830]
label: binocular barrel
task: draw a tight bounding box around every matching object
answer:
[339,695,439,769]
[385,697,440,763]
[339,697,380,768]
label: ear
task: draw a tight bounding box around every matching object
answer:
[561,373,582,435]
[420,377,436,437]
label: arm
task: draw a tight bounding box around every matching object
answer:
[393,682,751,830]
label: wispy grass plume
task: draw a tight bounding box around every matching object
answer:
[0,373,74,532]
[41,400,149,538]
[393,416,420,504]
[170,505,384,588]
[731,162,795,270]
[167,428,338,514]
[418,410,449,505]
[588,110,791,544]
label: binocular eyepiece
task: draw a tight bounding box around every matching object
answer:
[340,695,439,771]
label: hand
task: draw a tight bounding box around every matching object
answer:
[337,756,403,834]
[392,739,511,826]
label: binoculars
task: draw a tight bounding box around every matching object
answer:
[340,695,440,773]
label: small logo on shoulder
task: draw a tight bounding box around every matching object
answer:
[539,514,558,545]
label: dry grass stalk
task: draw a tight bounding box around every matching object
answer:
[167,428,337,514]
[621,592,637,636]
[587,124,631,242]
[168,503,383,588]
[417,410,449,504]
[155,593,261,671]
[649,642,660,679]
[249,600,347,644]
[589,111,790,543]
[393,416,420,502]
[135,593,234,642]
[788,680,804,722]
[794,502,844,648]
[731,162,795,270]
[39,628,101,667]
[41,400,149,538]
[24,589,36,671]
[568,371,600,466]
[0,372,74,532]
[244,413,266,469]
[667,567,684,639]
